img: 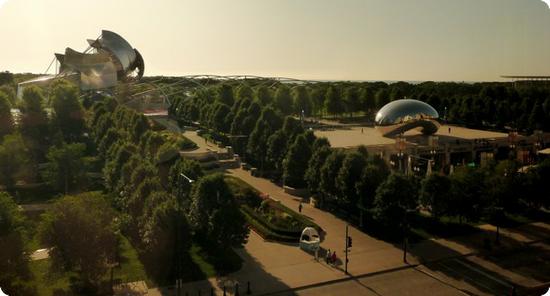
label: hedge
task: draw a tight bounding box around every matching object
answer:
[241,204,321,242]
[241,207,298,242]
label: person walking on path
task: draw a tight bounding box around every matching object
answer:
[325,248,331,264]
[298,202,303,213]
[331,251,337,266]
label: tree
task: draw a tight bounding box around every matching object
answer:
[283,135,311,188]
[236,85,254,101]
[104,144,139,191]
[336,152,367,211]
[0,85,16,106]
[139,191,190,281]
[343,86,360,117]
[0,134,32,188]
[320,150,346,202]
[211,103,231,133]
[373,174,418,228]
[131,114,150,143]
[39,193,118,288]
[448,167,486,223]
[529,99,545,131]
[44,143,87,194]
[355,159,389,225]
[0,192,33,295]
[0,71,14,86]
[20,86,50,161]
[419,174,451,218]
[292,85,312,116]
[310,86,325,117]
[274,85,293,115]
[217,84,235,106]
[324,86,343,117]
[266,130,288,172]
[306,146,331,195]
[522,159,550,209]
[126,177,163,223]
[188,174,248,247]
[247,107,283,169]
[374,88,389,109]
[168,157,204,205]
[255,86,272,105]
[0,92,14,139]
[359,87,375,114]
[51,81,85,141]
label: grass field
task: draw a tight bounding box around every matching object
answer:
[28,236,151,295]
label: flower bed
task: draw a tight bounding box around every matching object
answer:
[225,175,321,242]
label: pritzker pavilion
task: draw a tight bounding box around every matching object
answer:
[18,30,144,96]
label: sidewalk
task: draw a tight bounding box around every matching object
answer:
[227,168,417,273]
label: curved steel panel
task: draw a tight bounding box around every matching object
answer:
[96,30,136,71]
[375,99,439,126]
[375,99,440,136]
[376,119,441,137]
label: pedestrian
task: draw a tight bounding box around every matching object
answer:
[448,127,451,133]
[331,251,337,265]
[325,248,331,264]
[298,202,303,213]
[361,128,364,134]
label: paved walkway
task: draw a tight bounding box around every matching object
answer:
[181,130,226,154]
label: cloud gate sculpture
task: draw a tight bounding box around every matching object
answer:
[375,99,440,137]
[18,30,144,96]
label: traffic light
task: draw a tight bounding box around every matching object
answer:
[347,236,352,248]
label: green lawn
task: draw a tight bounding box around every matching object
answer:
[27,235,151,295]
[28,259,74,296]
[113,236,152,286]
[189,244,216,278]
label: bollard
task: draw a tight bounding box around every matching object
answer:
[223,286,226,296]
[235,283,240,296]
[211,287,214,296]
[247,281,251,295]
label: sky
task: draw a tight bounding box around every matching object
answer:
[1,0,550,82]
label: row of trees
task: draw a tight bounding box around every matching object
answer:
[169,81,550,136]
[0,81,90,193]
[89,99,248,283]
[358,158,550,231]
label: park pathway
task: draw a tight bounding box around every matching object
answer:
[227,168,416,276]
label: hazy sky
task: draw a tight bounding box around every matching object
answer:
[1,0,550,82]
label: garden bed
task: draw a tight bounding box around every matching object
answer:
[225,176,321,242]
